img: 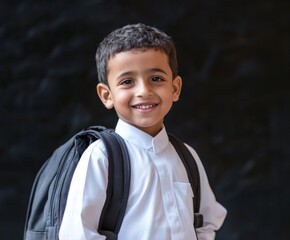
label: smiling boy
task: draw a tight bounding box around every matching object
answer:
[59,23,226,240]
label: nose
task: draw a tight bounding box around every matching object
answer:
[136,80,153,97]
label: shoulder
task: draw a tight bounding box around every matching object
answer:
[183,143,200,161]
[182,143,206,172]
[85,139,108,155]
[79,139,109,169]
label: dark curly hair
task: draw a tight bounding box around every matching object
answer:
[95,23,178,85]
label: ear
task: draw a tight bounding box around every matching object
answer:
[96,83,114,109]
[172,75,182,102]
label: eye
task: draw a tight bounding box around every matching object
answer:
[151,76,164,82]
[120,79,134,85]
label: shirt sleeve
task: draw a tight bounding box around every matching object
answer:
[59,140,109,240]
[185,144,227,240]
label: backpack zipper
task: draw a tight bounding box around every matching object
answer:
[49,146,75,227]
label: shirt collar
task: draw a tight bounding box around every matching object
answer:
[115,119,169,154]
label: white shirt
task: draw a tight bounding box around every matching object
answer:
[59,120,227,240]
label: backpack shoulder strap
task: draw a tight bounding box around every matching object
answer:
[168,133,203,229]
[86,128,131,239]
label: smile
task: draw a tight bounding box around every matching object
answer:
[133,104,158,109]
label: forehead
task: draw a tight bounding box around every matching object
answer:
[107,48,170,74]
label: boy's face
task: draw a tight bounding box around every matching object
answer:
[97,49,182,136]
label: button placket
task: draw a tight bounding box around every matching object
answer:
[157,161,184,239]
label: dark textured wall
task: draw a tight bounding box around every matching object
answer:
[1,0,289,239]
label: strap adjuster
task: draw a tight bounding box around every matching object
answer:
[194,213,204,228]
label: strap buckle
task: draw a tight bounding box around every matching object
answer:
[194,213,204,228]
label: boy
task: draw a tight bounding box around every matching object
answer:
[59,23,227,240]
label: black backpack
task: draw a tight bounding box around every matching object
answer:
[23,126,203,240]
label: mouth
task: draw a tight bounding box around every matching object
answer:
[132,103,158,110]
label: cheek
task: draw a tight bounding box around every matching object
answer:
[161,87,175,101]
[112,90,131,104]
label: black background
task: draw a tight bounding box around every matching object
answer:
[1,0,289,239]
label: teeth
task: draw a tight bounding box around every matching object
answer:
[136,104,154,109]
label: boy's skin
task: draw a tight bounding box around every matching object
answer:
[97,48,182,136]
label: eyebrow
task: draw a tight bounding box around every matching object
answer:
[148,68,168,75]
[116,68,169,79]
